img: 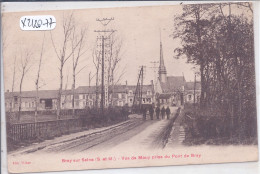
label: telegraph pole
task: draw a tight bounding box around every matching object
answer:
[101,36,105,115]
[94,17,116,117]
[133,66,146,112]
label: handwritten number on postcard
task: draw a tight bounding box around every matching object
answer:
[20,15,56,30]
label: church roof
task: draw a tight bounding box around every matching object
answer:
[160,76,186,93]
[185,81,201,90]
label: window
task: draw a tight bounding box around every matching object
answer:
[147,90,151,95]
[75,94,79,99]
[14,96,18,103]
[25,102,28,107]
[129,98,133,103]
[118,93,122,99]
[142,98,145,103]
[118,101,123,106]
[29,102,31,108]
[83,95,85,99]
[188,95,192,101]
[76,101,79,107]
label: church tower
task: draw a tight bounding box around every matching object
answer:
[158,38,167,83]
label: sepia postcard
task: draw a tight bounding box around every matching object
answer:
[1,2,258,173]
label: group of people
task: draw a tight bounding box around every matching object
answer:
[142,105,171,120]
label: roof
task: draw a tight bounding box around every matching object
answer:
[5,84,154,99]
[126,85,153,93]
[112,85,128,93]
[76,85,132,94]
[76,86,96,94]
[5,90,59,99]
[185,81,201,90]
[160,76,186,93]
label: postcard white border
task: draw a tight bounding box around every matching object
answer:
[1,1,259,174]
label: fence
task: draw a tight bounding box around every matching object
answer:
[6,107,128,151]
[7,118,85,143]
[7,108,92,117]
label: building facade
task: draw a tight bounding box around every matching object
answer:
[5,83,155,112]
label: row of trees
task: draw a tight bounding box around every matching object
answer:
[8,13,124,121]
[174,2,257,139]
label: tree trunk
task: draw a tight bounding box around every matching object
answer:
[57,64,63,119]
[11,56,16,112]
[72,72,76,116]
[200,64,206,108]
[18,74,24,121]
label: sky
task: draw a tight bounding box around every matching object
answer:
[2,5,199,92]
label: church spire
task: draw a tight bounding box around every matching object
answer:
[158,32,167,83]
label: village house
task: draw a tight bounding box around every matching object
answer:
[185,81,201,104]
[5,90,58,112]
[5,82,155,112]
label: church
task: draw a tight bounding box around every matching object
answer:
[155,39,201,106]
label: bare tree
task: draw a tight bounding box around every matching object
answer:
[63,67,70,109]
[88,71,95,87]
[18,49,32,121]
[34,32,45,120]
[1,14,9,50]
[236,2,253,13]
[71,26,88,115]
[107,35,124,105]
[113,64,127,86]
[50,13,81,118]
[10,55,17,112]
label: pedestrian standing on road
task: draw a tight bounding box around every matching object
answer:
[161,106,166,119]
[156,106,160,120]
[121,106,126,121]
[166,106,171,120]
[122,104,129,121]
[142,106,146,120]
[149,105,154,120]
